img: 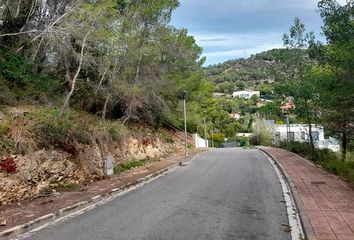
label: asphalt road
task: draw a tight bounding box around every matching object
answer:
[25,148,291,240]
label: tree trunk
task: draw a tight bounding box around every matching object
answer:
[32,36,44,61]
[97,67,108,93]
[100,60,123,119]
[134,21,147,84]
[304,100,315,156]
[102,94,110,120]
[15,0,22,18]
[134,50,143,84]
[60,32,89,116]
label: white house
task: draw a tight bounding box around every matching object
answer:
[274,124,325,143]
[272,124,340,152]
[232,90,260,99]
[229,113,241,120]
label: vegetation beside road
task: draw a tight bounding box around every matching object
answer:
[280,141,354,183]
[0,0,353,196]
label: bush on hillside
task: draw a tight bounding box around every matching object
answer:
[32,117,91,152]
[0,49,60,102]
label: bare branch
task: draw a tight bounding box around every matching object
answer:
[60,30,91,116]
[0,29,41,37]
[15,0,21,18]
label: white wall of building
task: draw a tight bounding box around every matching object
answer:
[232,90,260,99]
[317,138,340,152]
[274,124,325,143]
[272,124,340,152]
[194,134,208,148]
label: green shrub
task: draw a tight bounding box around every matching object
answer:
[32,118,91,149]
[279,141,312,157]
[236,136,249,147]
[158,130,174,143]
[51,181,80,191]
[0,137,14,155]
[29,108,61,122]
[210,133,225,148]
[0,49,60,101]
[114,159,146,174]
[321,160,342,175]
[0,78,14,104]
[0,120,10,135]
[106,123,127,142]
[339,161,354,183]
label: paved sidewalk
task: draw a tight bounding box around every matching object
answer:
[0,150,203,235]
[260,147,354,240]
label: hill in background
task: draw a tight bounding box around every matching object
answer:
[205,48,311,95]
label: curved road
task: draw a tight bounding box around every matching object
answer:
[25,148,291,240]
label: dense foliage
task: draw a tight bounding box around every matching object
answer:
[279,0,354,160]
[0,0,211,128]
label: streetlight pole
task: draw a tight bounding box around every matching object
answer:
[183,91,188,158]
[203,111,207,147]
[286,114,290,142]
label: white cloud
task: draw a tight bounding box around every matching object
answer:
[173,0,346,65]
[336,0,349,5]
[190,31,290,65]
[204,44,282,58]
[193,32,284,51]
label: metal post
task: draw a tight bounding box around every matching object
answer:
[203,112,207,147]
[286,114,290,141]
[235,133,237,148]
[211,128,214,148]
[183,91,188,158]
[197,122,199,137]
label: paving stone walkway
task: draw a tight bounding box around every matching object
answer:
[260,147,354,240]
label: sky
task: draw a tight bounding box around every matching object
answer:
[171,0,347,66]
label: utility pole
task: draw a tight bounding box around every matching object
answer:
[286,114,290,141]
[203,111,207,147]
[183,91,188,158]
[196,122,199,137]
[211,127,214,148]
[235,133,237,148]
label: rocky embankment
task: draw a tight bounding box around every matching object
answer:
[0,106,188,205]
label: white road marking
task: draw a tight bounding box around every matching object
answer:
[259,150,305,240]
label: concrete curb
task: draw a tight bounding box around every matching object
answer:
[258,148,317,240]
[0,151,205,240]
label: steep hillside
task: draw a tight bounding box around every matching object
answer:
[205,48,311,94]
[0,105,189,205]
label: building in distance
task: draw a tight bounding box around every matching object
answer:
[232,90,260,99]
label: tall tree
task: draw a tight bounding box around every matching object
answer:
[311,0,354,160]
[55,0,119,115]
[282,17,318,152]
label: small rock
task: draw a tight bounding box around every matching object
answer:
[0,219,7,226]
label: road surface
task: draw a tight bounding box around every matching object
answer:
[25,148,291,240]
